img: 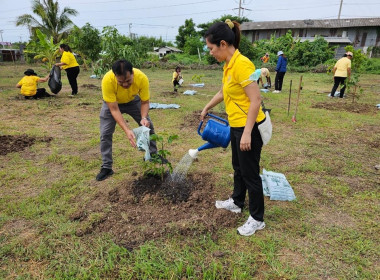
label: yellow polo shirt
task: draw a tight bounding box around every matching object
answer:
[172,72,180,82]
[60,51,79,69]
[334,57,351,77]
[102,68,150,104]
[17,75,40,96]
[223,50,265,127]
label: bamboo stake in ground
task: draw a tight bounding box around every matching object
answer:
[292,75,303,123]
[288,80,292,116]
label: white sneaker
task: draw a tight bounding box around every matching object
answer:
[215,198,241,213]
[272,90,281,93]
[237,216,265,236]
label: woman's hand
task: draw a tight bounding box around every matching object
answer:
[240,131,252,151]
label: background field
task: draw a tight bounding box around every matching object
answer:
[0,63,379,279]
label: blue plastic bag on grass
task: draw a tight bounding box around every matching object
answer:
[260,169,296,201]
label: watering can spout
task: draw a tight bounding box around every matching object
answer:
[198,141,218,151]
[188,142,218,159]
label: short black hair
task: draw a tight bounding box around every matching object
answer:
[112,59,133,76]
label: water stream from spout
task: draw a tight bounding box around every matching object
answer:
[169,153,195,183]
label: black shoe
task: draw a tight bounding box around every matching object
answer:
[96,168,114,181]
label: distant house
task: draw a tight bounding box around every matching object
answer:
[0,49,24,62]
[153,46,183,58]
[241,18,380,57]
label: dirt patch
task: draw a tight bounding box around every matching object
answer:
[312,102,378,114]
[81,84,100,90]
[0,135,53,156]
[182,110,228,130]
[160,91,179,96]
[73,172,239,249]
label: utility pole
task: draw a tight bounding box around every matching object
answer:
[234,0,251,18]
[338,0,343,19]
[0,30,4,49]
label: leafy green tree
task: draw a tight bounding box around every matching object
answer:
[67,23,101,62]
[176,19,197,49]
[93,26,140,77]
[24,28,61,69]
[16,0,78,44]
[239,35,255,60]
[343,45,368,102]
[184,35,203,56]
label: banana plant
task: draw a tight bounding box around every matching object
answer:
[24,29,61,69]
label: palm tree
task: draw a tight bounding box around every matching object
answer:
[16,0,78,43]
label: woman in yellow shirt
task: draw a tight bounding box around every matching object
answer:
[201,19,266,236]
[56,44,80,95]
[16,69,50,99]
[172,66,183,92]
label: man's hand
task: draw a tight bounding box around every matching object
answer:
[140,118,150,127]
[125,129,136,148]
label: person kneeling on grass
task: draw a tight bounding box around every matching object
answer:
[96,59,168,181]
[172,66,183,92]
[16,69,51,99]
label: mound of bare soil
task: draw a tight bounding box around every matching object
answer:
[0,135,53,156]
[72,173,239,249]
[312,102,378,114]
[182,110,228,130]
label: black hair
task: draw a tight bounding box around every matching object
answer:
[112,59,133,76]
[343,53,347,57]
[60,44,72,52]
[175,66,181,72]
[204,20,241,49]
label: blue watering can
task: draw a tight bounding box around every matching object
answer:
[188,113,231,158]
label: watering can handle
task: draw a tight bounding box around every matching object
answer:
[197,113,229,136]
[207,113,229,126]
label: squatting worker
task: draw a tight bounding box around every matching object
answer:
[96,59,160,181]
[201,19,266,236]
[172,66,183,92]
[16,69,50,99]
[56,44,80,96]
[330,52,353,98]
[258,68,271,88]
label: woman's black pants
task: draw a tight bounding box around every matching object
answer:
[65,66,80,95]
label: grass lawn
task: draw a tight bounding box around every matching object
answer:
[0,62,379,279]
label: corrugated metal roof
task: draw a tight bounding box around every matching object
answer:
[298,37,352,43]
[241,18,380,30]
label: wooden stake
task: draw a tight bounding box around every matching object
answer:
[292,76,303,123]
[288,80,292,116]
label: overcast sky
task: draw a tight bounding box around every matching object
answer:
[1,0,379,43]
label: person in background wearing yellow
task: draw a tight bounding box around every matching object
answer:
[16,69,50,99]
[56,44,80,96]
[330,52,352,98]
[201,19,266,236]
[258,68,271,88]
[172,66,183,92]
[260,52,269,63]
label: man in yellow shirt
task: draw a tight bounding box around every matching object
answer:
[96,60,159,181]
[330,52,352,98]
